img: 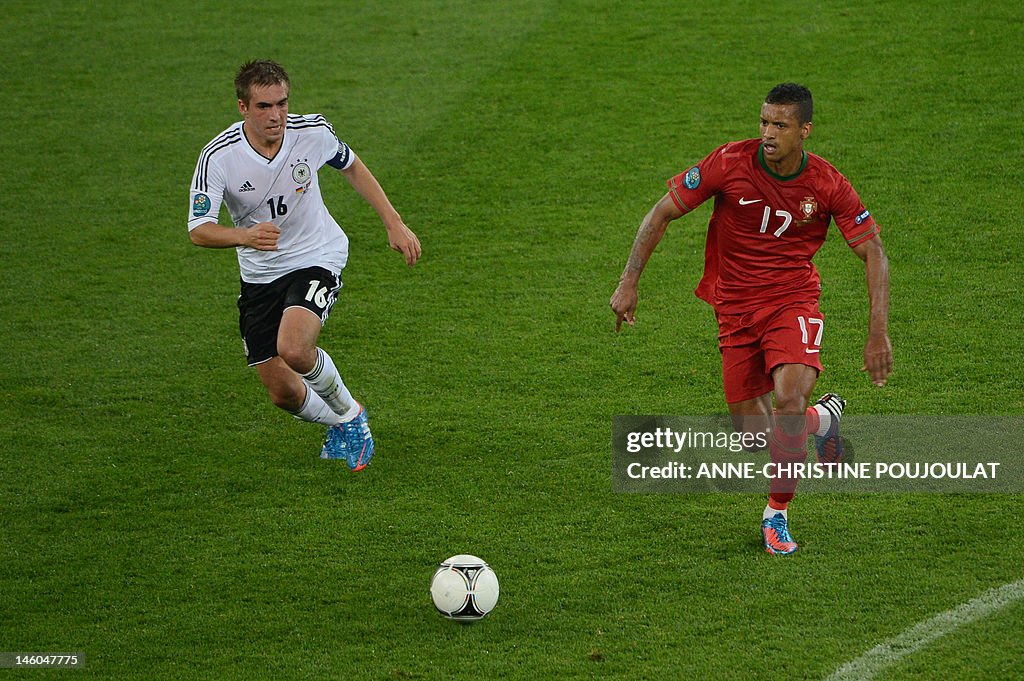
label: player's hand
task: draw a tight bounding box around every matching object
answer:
[245,221,280,251]
[386,221,421,266]
[861,333,893,387]
[610,283,638,333]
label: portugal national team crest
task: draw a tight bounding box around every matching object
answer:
[799,196,817,219]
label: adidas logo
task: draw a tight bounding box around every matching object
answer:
[238,181,255,192]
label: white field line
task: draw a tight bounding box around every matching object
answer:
[825,578,1024,681]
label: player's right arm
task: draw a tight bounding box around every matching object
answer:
[187,137,281,251]
[609,193,686,332]
[188,221,280,250]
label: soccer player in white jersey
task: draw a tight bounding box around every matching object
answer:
[187,60,421,471]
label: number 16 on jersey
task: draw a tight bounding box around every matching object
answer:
[267,195,288,219]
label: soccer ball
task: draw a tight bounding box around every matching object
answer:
[429,554,499,621]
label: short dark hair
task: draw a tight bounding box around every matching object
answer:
[235,60,290,103]
[765,83,813,125]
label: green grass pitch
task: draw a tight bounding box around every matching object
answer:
[2,1,1023,679]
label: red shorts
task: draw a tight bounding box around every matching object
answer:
[715,301,825,403]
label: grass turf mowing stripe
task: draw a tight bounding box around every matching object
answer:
[825,577,1024,681]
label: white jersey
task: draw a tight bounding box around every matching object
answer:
[188,114,355,284]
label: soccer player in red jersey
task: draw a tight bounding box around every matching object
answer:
[610,83,892,555]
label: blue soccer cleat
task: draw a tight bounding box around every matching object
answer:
[320,404,375,471]
[320,426,342,460]
[813,393,846,465]
[762,513,799,555]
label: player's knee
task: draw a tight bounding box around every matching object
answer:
[774,393,809,418]
[774,393,810,438]
[277,344,315,374]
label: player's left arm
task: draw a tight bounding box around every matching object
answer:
[340,154,421,266]
[852,235,892,387]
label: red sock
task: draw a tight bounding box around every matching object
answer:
[768,413,808,510]
[805,407,820,437]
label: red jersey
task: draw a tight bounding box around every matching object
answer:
[667,138,879,314]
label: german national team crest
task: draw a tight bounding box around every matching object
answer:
[292,160,312,194]
[292,161,311,184]
[799,196,817,219]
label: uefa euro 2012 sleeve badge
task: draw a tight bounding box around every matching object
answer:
[683,166,701,189]
[192,193,211,217]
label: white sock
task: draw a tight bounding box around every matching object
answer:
[291,385,344,426]
[764,505,788,521]
[811,403,831,437]
[302,347,361,422]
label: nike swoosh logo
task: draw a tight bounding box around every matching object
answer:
[739,198,762,205]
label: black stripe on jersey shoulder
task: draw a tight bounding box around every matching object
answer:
[286,113,335,135]
[287,122,335,131]
[287,113,328,125]
[194,130,243,192]
[199,126,241,154]
[195,134,242,191]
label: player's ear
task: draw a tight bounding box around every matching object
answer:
[801,121,813,140]
[237,99,248,116]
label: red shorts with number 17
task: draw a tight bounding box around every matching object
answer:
[715,301,825,404]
